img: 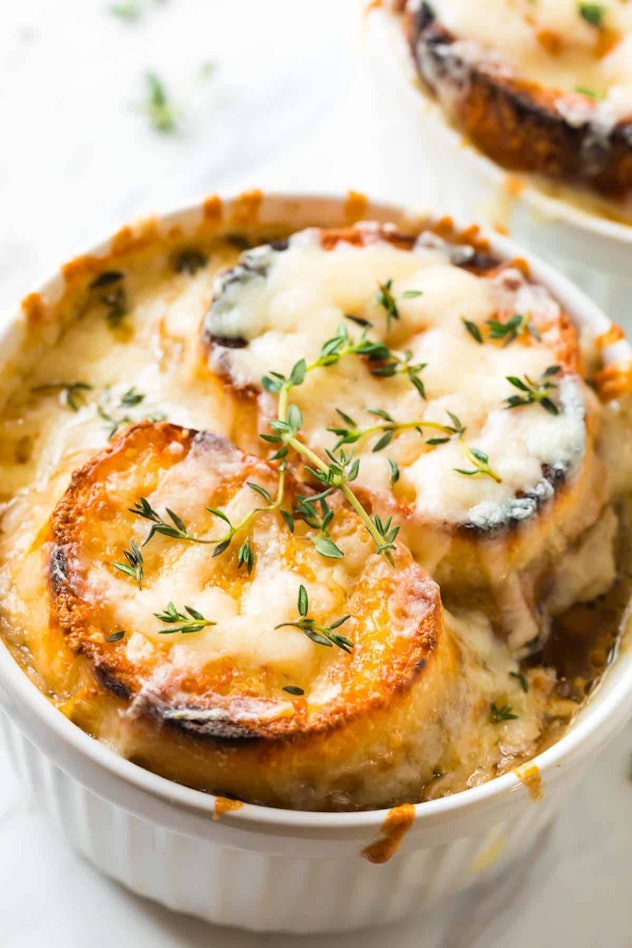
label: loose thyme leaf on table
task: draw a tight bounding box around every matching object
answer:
[110,1,141,20]
[172,248,208,275]
[144,72,177,133]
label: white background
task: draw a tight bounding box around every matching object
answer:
[0,1,630,945]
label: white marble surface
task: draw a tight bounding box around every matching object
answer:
[0,1,631,944]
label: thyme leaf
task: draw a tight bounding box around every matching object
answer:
[106,630,126,642]
[578,3,605,28]
[144,72,177,133]
[454,445,502,483]
[504,366,561,415]
[97,388,163,438]
[276,585,354,653]
[376,279,399,332]
[490,702,519,723]
[110,2,141,20]
[487,313,542,346]
[130,496,213,545]
[154,601,216,635]
[173,248,208,274]
[112,540,144,588]
[462,318,483,344]
[31,380,92,412]
[510,670,529,693]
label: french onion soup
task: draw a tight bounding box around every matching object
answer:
[0,208,630,810]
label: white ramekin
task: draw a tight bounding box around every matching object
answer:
[0,191,631,934]
[362,7,632,326]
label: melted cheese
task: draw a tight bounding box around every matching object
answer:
[426,0,632,116]
[207,229,586,527]
[0,217,628,808]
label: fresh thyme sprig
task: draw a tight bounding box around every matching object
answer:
[327,407,500,482]
[262,322,427,402]
[275,584,353,653]
[462,313,542,347]
[462,318,483,344]
[98,387,163,437]
[205,474,289,563]
[328,406,463,453]
[89,271,128,328]
[454,445,502,483]
[31,380,92,412]
[504,366,561,415]
[113,540,144,588]
[110,1,141,20]
[129,497,213,545]
[154,601,216,635]
[144,72,177,133]
[375,279,423,332]
[489,702,519,723]
[292,491,344,559]
[510,670,529,693]
[263,402,401,563]
[376,280,399,332]
[172,247,208,274]
[487,314,542,346]
[578,2,605,29]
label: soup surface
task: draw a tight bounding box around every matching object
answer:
[0,203,630,810]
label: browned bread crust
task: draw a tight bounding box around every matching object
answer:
[47,421,461,808]
[405,3,632,198]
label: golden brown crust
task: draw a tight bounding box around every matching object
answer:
[201,221,600,643]
[405,3,632,198]
[205,221,581,385]
[49,421,446,743]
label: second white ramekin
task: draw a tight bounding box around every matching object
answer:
[0,191,631,933]
[362,7,632,328]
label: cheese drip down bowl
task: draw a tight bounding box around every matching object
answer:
[0,192,631,933]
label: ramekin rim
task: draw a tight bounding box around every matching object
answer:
[0,188,631,834]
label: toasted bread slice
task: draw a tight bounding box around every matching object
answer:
[48,421,463,809]
[202,223,608,645]
[404,3,632,198]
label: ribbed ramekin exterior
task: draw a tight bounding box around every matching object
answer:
[1,711,575,933]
